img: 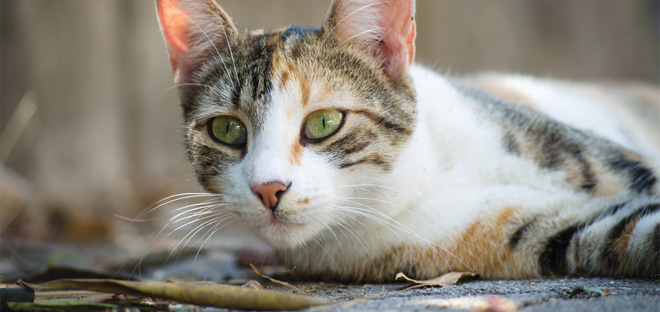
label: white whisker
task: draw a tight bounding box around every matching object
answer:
[331,199,469,271]
[165,212,233,263]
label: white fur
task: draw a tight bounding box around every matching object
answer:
[628,211,660,254]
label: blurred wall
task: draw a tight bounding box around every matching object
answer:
[1,0,658,240]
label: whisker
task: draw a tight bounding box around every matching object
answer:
[337,27,381,48]
[164,207,227,238]
[311,236,338,267]
[340,196,428,221]
[331,201,468,270]
[316,215,343,249]
[210,21,241,89]
[165,212,234,263]
[195,218,236,263]
[326,214,375,268]
[146,203,227,258]
[126,192,222,222]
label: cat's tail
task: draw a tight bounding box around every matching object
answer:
[550,197,660,278]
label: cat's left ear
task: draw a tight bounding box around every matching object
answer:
[324,0,416,82]
[156,0,238,90]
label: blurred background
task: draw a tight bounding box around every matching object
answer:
[1,0,659,245]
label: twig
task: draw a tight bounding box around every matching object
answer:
[249,264,312,297]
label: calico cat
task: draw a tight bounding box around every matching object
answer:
[156,0,660,282]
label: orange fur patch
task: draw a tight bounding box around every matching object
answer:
[288,140,304,165]
[300,75,312,107]
[279,69,291,89]
[443,206,522,277]
[611,218,638,263]
[271,45,313,108]
[369,206,541,280]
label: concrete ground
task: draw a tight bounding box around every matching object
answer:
[2,237,659,312]
[293,278,660,312]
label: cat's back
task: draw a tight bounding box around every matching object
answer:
[454,73,660,160]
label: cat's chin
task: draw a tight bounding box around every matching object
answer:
[251,218,322,249]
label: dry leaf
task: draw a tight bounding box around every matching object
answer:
[23,278,329,310]
[395,272,479,289]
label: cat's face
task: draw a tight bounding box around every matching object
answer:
[157,0,417,249]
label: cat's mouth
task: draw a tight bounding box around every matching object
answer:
[250,210,320,248]
[267,212,307,228]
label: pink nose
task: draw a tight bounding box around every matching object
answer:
[251,182,289,211]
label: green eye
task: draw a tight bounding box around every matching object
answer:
[209,116,247,146]
[304,109,344,140]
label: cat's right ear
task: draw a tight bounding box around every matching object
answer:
[156,0,237,90]
[324,0,416,82]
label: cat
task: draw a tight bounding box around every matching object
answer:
[155,0,660,282]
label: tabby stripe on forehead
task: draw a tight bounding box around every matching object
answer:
[250,37,275,102]
[193,62,240,108]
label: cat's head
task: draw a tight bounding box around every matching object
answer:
[157,0,417,249]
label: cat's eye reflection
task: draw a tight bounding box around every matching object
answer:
[208,116,247,147]
[304,109,344,141]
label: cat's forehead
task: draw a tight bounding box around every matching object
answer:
[191,25,331,125]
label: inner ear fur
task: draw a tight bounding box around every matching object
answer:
[324,0,416,81]
[156,0,238,89]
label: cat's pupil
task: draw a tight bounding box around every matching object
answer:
[321,115,326,129]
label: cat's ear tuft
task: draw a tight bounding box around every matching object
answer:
[324,0,416,81]
[156,0,237,88]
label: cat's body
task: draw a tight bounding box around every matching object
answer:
[157,0,660,282]
[280,67,660,280]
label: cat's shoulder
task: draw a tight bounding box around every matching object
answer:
[454,72,659,116]
[420,69,660,160]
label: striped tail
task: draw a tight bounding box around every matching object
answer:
[542,198,660,278]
